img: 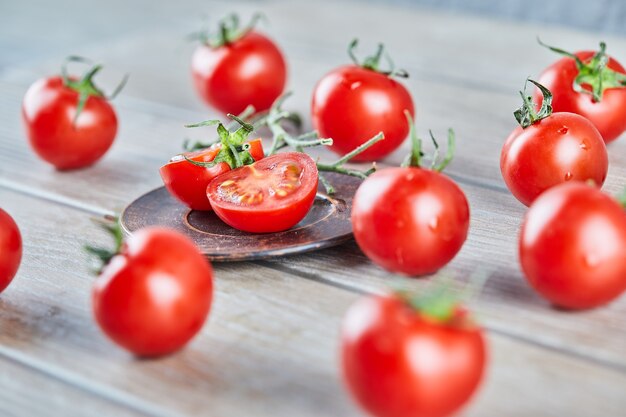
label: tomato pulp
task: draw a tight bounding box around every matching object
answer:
[160,139,264,211]
[207,152,318,233]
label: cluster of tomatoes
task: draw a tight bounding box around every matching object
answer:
[2,11,625,417]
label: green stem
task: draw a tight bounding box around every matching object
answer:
[318,173,335,195]
[84,217,124,275]
[514,79,553,128]
[618,187,626,209]
[346,38,409,78]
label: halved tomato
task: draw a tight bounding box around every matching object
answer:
[160,139,264,211]
[207,152,318,233]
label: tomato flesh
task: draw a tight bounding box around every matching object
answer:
[536,51,626,144]
[93,227,213,357]
[0,208,22,293]
[500,112,608,206]
[341,294,486,417]
[520,182,626,309]
[160,139,264,211]
[207,152,318,233]
[312,65,414,161]
[352,167,469,276]
[191,31,287,115]
[22,76,118,170]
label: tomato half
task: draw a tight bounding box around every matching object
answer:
[341,294,486,417]
[519,182,626,309]
[352,167,469,276]
[536,50,626,143]
[160,139,264,211]
[312,65,414,161]
[192,31,287,115]
[22,76,118,170]
[93,227,213,357]
[0,208,22,294]
[207,152,318,233]
[501,112,608,206]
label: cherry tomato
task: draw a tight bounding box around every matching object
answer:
[501,80,608,206]
[312,41,414,162]
[520,182,626,309]
[192,30,286,115]
[160,139,264,211]
[341,293,486,417]
[22,58,125,170]
[0,208,22,294]
[207,152,318,233]
[536,41,626,143]
[352,167,469,276]
[93,227,213,356]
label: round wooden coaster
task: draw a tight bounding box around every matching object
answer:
[120,172,360,261]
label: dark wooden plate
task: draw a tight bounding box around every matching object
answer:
[120,172,360,261]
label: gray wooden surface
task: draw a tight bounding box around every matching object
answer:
[1,0,626,416]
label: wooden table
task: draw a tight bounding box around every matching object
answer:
[2,1,625,416]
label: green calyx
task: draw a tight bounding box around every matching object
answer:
[401,110,455,172]
[190,13,264,48]
[183,114,258,169]
[538,38,626,102]
[348,39,408,78]
[84,216,124,275]
[618,187,626,209]
[514,78,553,129]
[61,56,128,125]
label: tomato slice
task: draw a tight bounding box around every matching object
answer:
[160,139,264,211]
[207,152,319,233]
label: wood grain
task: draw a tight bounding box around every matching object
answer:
[1,188,626,417]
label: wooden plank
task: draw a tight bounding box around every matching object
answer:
[0,356,147,417]
[1,188,626,417]
[1,75,625,368]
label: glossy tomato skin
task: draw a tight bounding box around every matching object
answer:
[191,31,287,115]
[207,152,318,233]
[22,76,118,170]
[93,228,213,356]
[342,294,486,417]
[500,112,608,206]
[352,167,469,276]
[0,208,22,294]
[311,66,414,161]
[160,139,264,211]
[536,51,626,143]
[520,182,626,309]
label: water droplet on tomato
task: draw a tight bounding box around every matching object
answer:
[558,126,569,134]
[350,81,362,90]
[428,217,439,231]
[584,254,600,268]
[564,172,573,181]
[579,140,588,150]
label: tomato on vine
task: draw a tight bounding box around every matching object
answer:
[160,114,265,211]
[87,221,213,357]
[22,56,127,170]
[191,13,287,115]
[520,182,626,310]
[0,208,22,294]
[312,39,414,162]
[500,79,608,206]
[536,39,626,144]
[341,288,486,417]
[351,113,469,276]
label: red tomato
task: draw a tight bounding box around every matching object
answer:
[93,227,213,356]
[312,65,414,161]
[160,139,264,211]
[520,182,626,309]
[342,294,486,417]
[192,31,287,115]
[22,74,119,170]
[207,152,318,233]
[0,208,22,293]
[352,167,469,276]
[501,112,608,206]
[536,49,626,143]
